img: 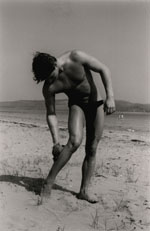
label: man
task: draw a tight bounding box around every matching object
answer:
[32,50,115,203]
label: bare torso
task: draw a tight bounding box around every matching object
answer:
[43,51,102,103]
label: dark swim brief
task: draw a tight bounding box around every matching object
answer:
[68,99,104,113]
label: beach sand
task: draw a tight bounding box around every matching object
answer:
[0,111,150,231]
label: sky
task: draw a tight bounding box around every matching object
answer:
[0,0,149,104]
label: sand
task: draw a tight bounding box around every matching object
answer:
[0,111,150,231]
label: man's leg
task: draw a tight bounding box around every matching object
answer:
[42,105,85,196]
[77,105,104,203]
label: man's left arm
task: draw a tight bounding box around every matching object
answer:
[71,50,116,115]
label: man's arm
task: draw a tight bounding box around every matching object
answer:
[70,50,116,114]
[43,87,59,145]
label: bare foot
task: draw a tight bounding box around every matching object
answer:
[40,183,52,203]
[76,192,99,203]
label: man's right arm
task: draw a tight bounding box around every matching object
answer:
[43,87,59,146]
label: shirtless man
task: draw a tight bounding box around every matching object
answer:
[32,50,115,203]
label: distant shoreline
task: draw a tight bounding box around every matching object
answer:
[0,99,149,113]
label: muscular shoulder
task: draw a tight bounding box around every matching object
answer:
[70,50,109,73]
[70,50,83,62]
[59,50,88,65]
[70,50,90,64]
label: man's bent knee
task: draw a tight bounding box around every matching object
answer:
[68,135,82,151]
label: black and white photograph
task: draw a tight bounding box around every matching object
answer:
[0,0,149,230]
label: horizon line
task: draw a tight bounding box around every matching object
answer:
[0,99,149,105]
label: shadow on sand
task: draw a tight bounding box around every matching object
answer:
[0,175,77,196]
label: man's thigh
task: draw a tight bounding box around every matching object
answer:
[68,105,85,139]
[85,105,104,143]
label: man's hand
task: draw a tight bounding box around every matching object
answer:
[104,97,116,115]
[52,143,64,162]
